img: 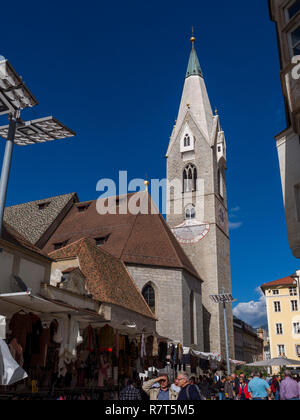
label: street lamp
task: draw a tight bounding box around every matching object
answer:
[209,289,235,375]
[0,57,75,237]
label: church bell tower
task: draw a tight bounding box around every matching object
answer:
[166,35,234,357]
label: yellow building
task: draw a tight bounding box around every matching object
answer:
[261,272,300,364]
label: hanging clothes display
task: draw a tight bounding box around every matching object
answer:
[152,336,158,357]
[177,343,183,363]
[0,316,6,340]
[0,338,28,385]
[9,312,32,350]
[1,310,166,397]
[140,334,146,358]
[158,341,167,363]
[98,324,114,349]
[146,335,153,357]
[9,338,24,367]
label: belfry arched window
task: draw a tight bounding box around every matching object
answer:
[142,284,155,313]
[183,164,197,192]
[218,169,224,198]
[185,204,196,219]
[184,134,190,147]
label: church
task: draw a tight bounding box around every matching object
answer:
[4,36,234,357]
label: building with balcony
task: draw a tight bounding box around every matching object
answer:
[269,0,300,258]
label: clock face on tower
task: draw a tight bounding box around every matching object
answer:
[217,202,227,233]
[172,219,210,244]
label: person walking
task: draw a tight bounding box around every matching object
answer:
[216,376,226,400]
[171,377,181,394]
[231,374,240,398]
[224,376,235,400]
[248,372,271,400]
[238,376,250,400]
[176,372,203,400]
[280,370,300,400]
[270,375,280,400]
[142,375,178,400]
[189,376,196,385]
[119,379,142,400]
[239,373,249,384]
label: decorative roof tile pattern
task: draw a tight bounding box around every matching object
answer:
[50,238,156,320]
[43,192,201,281]
[4,193,78,245]
[1,222,52,261]
[261,276,295,289]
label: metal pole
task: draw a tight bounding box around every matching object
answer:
[222,288,231,375]
[0,112,18,237]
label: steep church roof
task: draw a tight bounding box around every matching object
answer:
[1,222,52,261]
[186,41,203,78]
[4,193,79,247]
[167,37,214,157]
[49,237,156,320]
[42,192,202,281]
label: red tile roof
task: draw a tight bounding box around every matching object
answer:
[43,192,201,281]
[261,276,295,289]
[50,238,156,320]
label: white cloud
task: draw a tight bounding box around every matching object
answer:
[228,221,243,230]
[228,206,242,230]
[233,288,267,328]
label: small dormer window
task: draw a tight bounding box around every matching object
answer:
[54,240,69,250]
[38,202,50,210]
[180,125,194,154]
[95,235,109,246]
[184,134,190,147]
[77,204,90,213]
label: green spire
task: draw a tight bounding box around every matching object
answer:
[186,38,203,79]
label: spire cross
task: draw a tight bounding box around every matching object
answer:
[144,174,149,192]
[190,26,196,45]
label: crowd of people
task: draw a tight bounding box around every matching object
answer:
[119,370,300,400]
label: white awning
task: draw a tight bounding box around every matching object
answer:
[0,292,71,315]
[0,292,107,325]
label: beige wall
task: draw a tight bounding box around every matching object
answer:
[265,283,300,361]
[50,258,79,286]
[0,243,50,294]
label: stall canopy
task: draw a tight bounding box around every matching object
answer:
[189,346,245,365]
[0,291,107,326]
[246,356,300,367]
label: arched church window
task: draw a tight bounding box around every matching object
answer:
[183,164,197,192]
[142,284,155,313]
[184,134,190,147]
[185,204,196,219]
[193,167,197,191]
[218,169,224,198]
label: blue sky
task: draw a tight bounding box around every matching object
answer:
[0,0,298,326]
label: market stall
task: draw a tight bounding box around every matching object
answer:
[0,292,168,400]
